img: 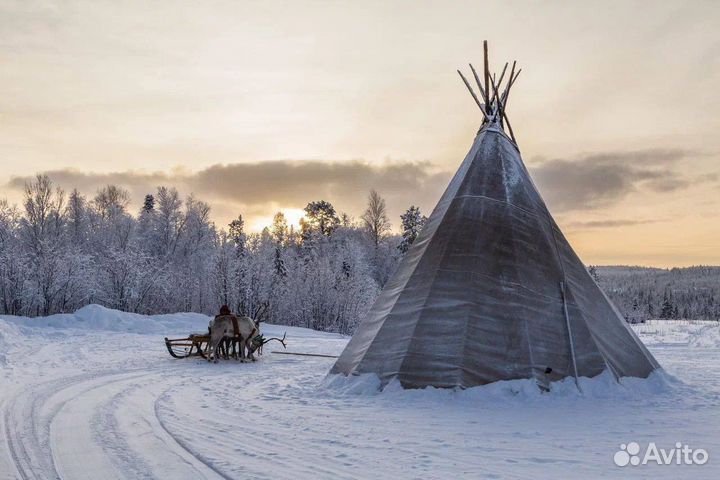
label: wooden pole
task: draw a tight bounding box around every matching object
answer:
[489,72,502,119]
[492,73,498,119]
[457,70,489,121]
[469,63,488,105]
[483,40,490,115]
[502,110,517,144]
[493,73,499,100]
[560,281,582,393]
[496,62,509,94]
[501,68,522,111]
[500,61,516,107]
[271,351,339,359]
[500,65,520,144]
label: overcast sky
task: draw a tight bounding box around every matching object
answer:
[2,0,719,266]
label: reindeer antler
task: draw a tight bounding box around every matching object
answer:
[261,332,287,349]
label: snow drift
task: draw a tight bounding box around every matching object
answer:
[0,304,210,335]
[322,369,676,402]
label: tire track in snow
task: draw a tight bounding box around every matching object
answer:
[2,327,348,480]
[3,372,107,480]
[3,365,228,480]
[1,334,151,480]
[50,368,228,480]
[89,385,156,479]
[153,361,366,480]
[3,370,153,480]
[3,394,40,480]
[153,388,236,480]
[49,371,160,480]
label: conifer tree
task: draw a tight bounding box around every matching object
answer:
[397,206,426,254]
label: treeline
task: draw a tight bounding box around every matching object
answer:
[592,266,720,323]
[0,175,426,334]
[2,175,717,332]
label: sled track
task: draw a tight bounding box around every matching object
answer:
[152,393,236,480]
[2,366,229,480]
[3,371,112,480]
[151,357,369,480]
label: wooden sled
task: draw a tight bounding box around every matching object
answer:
[165,332,287,359]
[164,333,210,359]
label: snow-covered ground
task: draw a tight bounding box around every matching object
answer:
[1,307,718,479]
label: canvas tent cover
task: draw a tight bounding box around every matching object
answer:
[331,124,659,389]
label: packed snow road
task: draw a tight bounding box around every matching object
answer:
[1,306,719,479]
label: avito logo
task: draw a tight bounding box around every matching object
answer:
[614,442,709,467]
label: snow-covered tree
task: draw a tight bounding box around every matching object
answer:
[0,200,27,314]
[361,190,391,248]
[21,175,68,315]
[302,200,339,237]
[397,205,426,254]
[142,194,155,213]
[2,173,718,330]
[271,212,288,246]
[660,291,674,319]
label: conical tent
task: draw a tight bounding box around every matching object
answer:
[331,42,660,390]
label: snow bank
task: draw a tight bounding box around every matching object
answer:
[688,324,720,348]
[0,304,345,364]
[0,319,21,367]
[322,369,677,403]
[0,304,210,335]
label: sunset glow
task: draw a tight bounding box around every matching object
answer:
[1,1,719,266]
[249,208,306,232]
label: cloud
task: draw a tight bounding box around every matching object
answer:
[5,160,450,228]
[528,149,693,212]
[4,148,709,230]
[188,160,444,205]
[565,219,661,230]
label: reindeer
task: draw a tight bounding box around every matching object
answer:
[207,303,286,363]
[207,324,232,359]
[208,314,259,363]
[207,315,229,363]
[230,301,269,357]
[235,315,260,362]
[208,305,239,362]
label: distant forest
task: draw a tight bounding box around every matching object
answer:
[0,175,416,334]
[1,175,718,333]
[592,266,720,323]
